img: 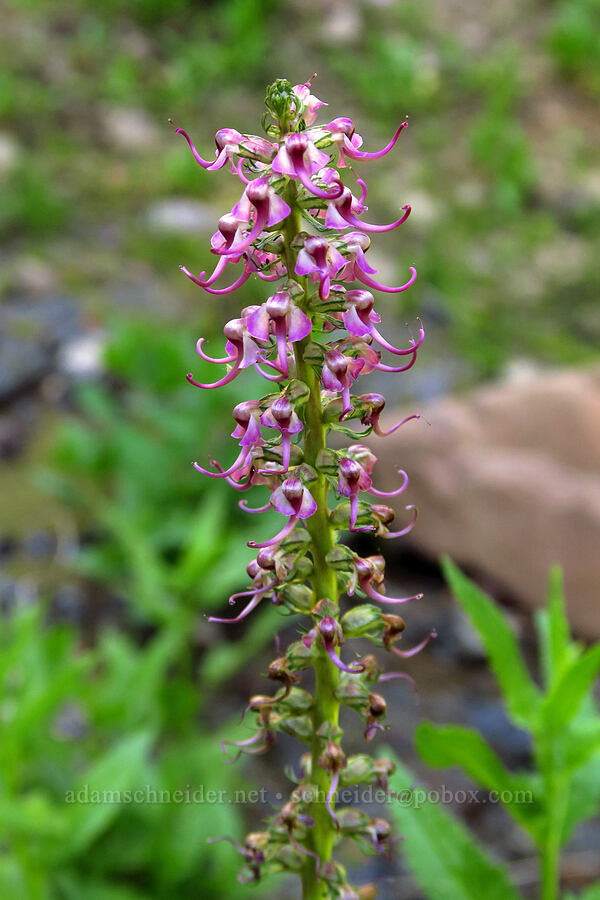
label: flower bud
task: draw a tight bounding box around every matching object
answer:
[286,639,318,670]
[311,598,338,620]
[318,740,346,772]
[341,604,382,638]
[370,504,395,526]
[360,655,382,681]
[268,656,298,685]
[246,560,261,579]
[279,687,313,713]
[337,808,370,832]
[246,178,269,204]
[335,677,369,711]
[279,714,313,742]
[340,754,375,786]
[256,546,278,571]
[280,583,314,613]
[315,448,339,475]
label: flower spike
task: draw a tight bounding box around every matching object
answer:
[177,78,432,894]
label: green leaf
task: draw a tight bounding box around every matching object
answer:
[64,731,154,857]
[541,645,600,733]
[442,557,541,728]
[547,567,570,673]
[537,567,573,688]
[387,755,521,900]
[416,722,541,838]
[562,753,600,843]
[563,721,600,770]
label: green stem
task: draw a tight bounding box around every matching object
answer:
[540,774,568,900]
[282,181,340,900]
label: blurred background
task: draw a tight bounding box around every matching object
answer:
[0,0,599,897]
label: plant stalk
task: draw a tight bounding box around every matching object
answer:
[283,181,340,899]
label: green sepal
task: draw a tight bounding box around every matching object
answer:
[278,714,313,742]
[341,604,383,638]
[315,721,343,741]
[280,583,314,613]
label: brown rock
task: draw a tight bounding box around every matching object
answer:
[370,366,600,638]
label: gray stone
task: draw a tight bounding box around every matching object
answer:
[369,365,600,638]
[0,295,82,401]
[145,198,217,235]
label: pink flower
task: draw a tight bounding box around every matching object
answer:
[325,117,408,166]
[260,396,303,473]
[326,185,411,233]
[215,177,291,257]
[248,478,317,549]
[170,121,276,173]
[295,236,346,300]
[337,231,418,293]
[272,133,342,199]
[293,80,327,126]
[343,291,425,356]
[247,291,312,376]
[193,401,264,479]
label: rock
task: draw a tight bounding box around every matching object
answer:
[0,296,82,402]
[0,133,19,176]
[370,365,600,638]
[101,106,160,153]
[145,198,216,234]
[12,257,58,294]
[57,331,106,379]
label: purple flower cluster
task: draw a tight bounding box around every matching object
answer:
[177,78,433,900]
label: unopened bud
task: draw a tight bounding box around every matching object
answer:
[281,583,314,613]
[341,604,382,638]
[318,740,346,772]
[279,714,313,741]
[340,754,375,786]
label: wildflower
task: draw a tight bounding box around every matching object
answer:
[272,133,342,199]
[354,556,423,605]
[248,477,316,549]
[193,401,263,478]
[247,291,312,376]
[260,396,303,472]
[293,80,327,126]
[338,231,418,293]
[326,184,411,233]
[343,291,425,357]
[326,117,408,166]
[358,393,422,437]
[295,235,346,300]
[213,177,291,258]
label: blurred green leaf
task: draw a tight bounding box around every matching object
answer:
[441,556,541,728]
[387,755,521,900]
[416,722,541,837]
[65,731,155,857]
[541,645,600,733]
